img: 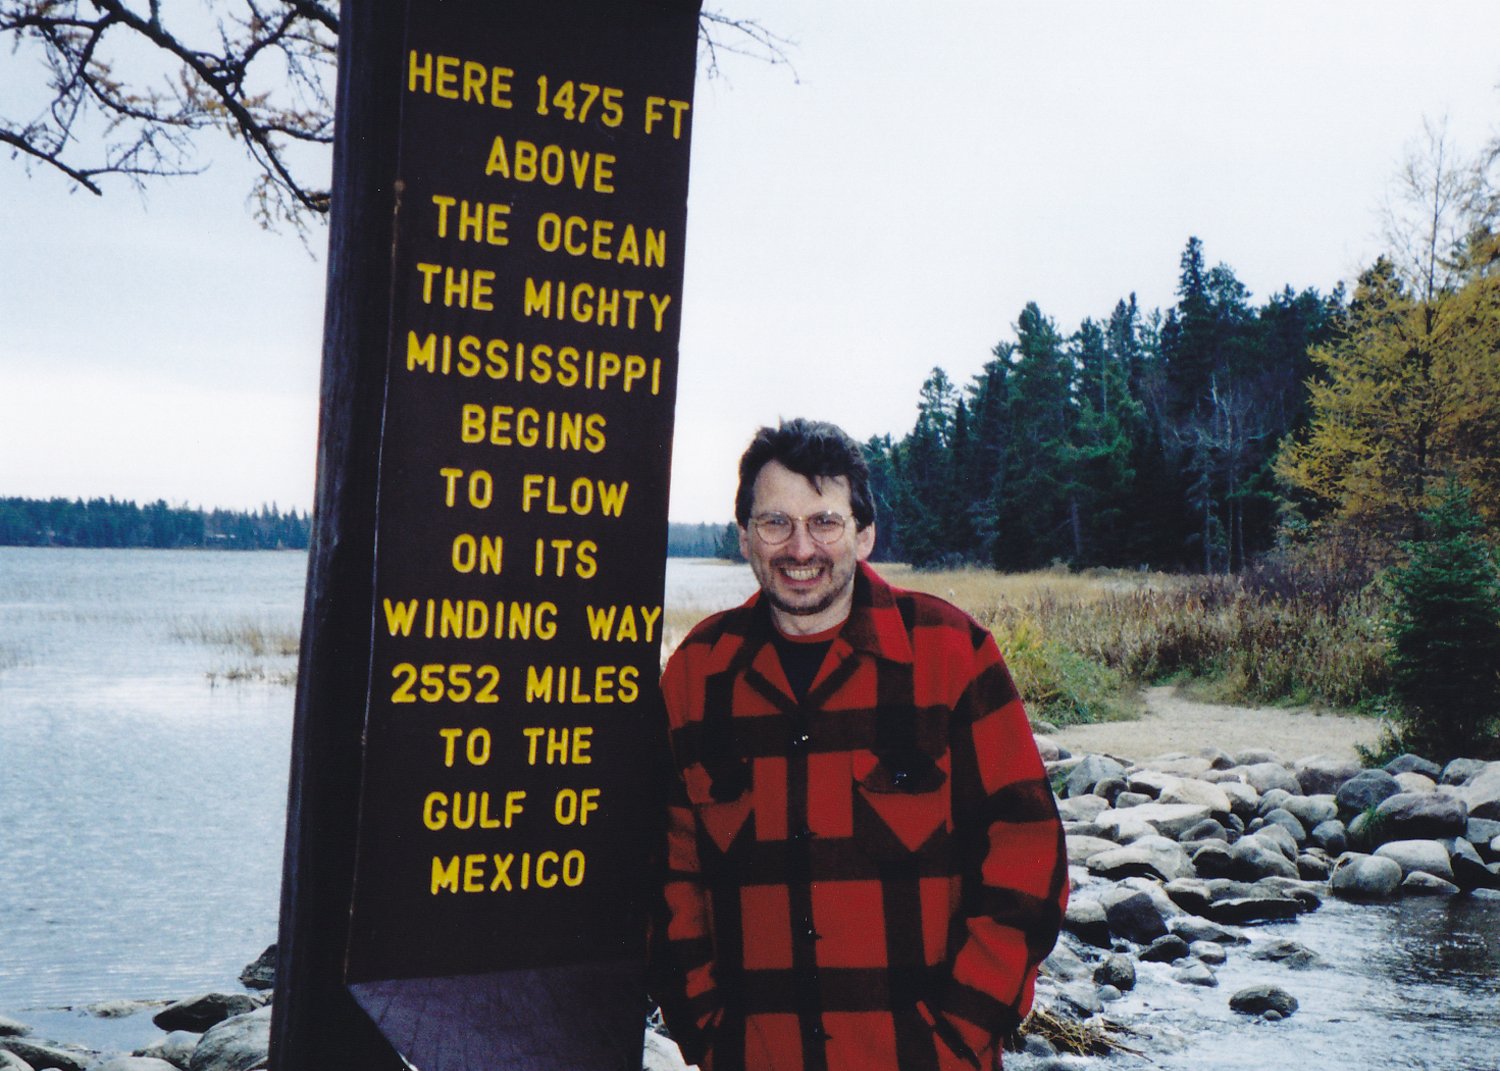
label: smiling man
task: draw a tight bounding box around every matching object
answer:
[654,419,1067,1071]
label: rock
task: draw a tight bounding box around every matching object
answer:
[1215,781,1260,820]
[1182,818,1229,843]
[1065,834,1120,866]
[1139,934,1192,963]
[1126,770,1174,798]
[0,1040,95,1071]
[0,1051,31,1071]
[85,1000,154,1019]
[1104,891,1170,944]
[1159,778,1234,814]
[187,1006,272,1071]
[1242,762,1301,796]
[1062,899,1112,948]
[1281,794,1339,829]
[1372,792,1469,842]
[1254,876,1324,910]
[1374,839,1456,881]
[1042,943,1091,982]
[92,1059,180,1071]
[1330,853,1404,900]
[1261,808,1309,846]
[1115,791,1153,808]
[1172,963,1218,987]
[0,1020,26,1039]
[1091,951,1136,989]
[1394,772,1438,794]
[1203,896,1304,925]
[1297,853,1332,880]
[135,1032,201,1070]
[1094,802,1213,841]
[1195,942,1229,966]
[1440,757,1489,786]
[643,1028,692,1071]
[1385,753,1444,779]
[1033,735,1062,762]
[1309,819,1348,855]
[1454,763,1500,820]
[1445,838,1500,891]
[1236,748,1284,766]
[1336,769,1402,816]
[239,945,276,991]
[1199,747,1236,770]
[1169,915,1247,945]
[1150,754,1217,778]
[1230,985,1298,1018]
[1163,878,1215,915]
[1250,938,1318,968]
[154,994,258,1034]
[1093,812,1157,843]
[1088,835,1196,882]
[1094,776,1128,804]
[1401,872,1461,896]
[1228,835,1299,881]
[1294,755,1363,796]
[1466,817,1500,852]
[1057,795,1110,822]
[1256,788,1294,817]
[1065,755,1128,798]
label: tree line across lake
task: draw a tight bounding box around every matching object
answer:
[0,497,311,550]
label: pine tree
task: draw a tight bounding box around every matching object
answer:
[1386,480,1500,759]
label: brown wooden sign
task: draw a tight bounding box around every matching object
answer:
[273,2,700,1068]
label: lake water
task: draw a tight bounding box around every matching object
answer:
[2,548,1497,1068]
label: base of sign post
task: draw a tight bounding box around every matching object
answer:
[349,961,648,1071]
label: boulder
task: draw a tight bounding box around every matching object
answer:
[1249,938,1318,968]
[1115,791,1154,809]
[1217,781,1261,820]
[1200,747,1237,771]
[188,1006,272,1071]
[1374,839,1456,881]
[154,994,258,1034]
[1149,754,1216,777]
[1309,819,1348,854]
[1372,792,1469,842]
[1337,769,1403,817]
[1385,753,1444,779]
[1236,748,1284,766]
[1094,776,1128,804]
[1330,853,1403,900]
[0,1040,94,1071]
[1093,812,1157,843]
[0,1051,31,1071]
[1440,757,1489,786]
[1138,934,1192,963]
[1062,899,1111,948]
[1088,836,1196,882]
[1181,818,1229,843]
[239,945,277,991]
[1466,817,1500,851]
[1261,808,1309,846]
[1401,872,1461,896]
[1057,795,1110,822]
[1065,834,1121,866]
[1163,878,1215,916]
[1104,890,1170,944]
[1093,954,1136,992]
[1297,853,1333,881]
[1126,770,1175,798]
[1254,876,1324,910]
[92,1059,179,1071]
[1454,763,1500,820]
[1192,941,1228,964]
[1446,838,1500,891]
[0,1020,26,1039]
[1172,963,1218,987]
[1256,788,1295,817]
[1064,755,1128,798]
[1294,755,1363,796]
[135,1032,201,1070]
[1094,802,1213,841]
[1042,943,1091,982]
[1242,762,1301,796]
[1159,778,1234,814]
[1033,735,1062,762]
[1228,835,1299,881]
[1230,985,1299,1018]
[1281,794,1339,829]
[1189,841,1234,879]
[1169,915,1247,945]
[1394,772,1438,794]
[1203,896,1304,925]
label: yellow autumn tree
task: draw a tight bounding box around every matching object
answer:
[1277,123,1500,549]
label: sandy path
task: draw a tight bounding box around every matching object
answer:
[1048,686,1383,766]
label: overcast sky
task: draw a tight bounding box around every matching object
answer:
[3,1,1498,524]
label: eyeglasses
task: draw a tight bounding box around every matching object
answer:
[750,511,852,546]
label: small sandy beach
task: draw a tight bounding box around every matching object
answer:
[1049,686,1384,766]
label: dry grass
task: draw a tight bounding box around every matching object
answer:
[175,616,301,687]
[1021,1007,1146,1058]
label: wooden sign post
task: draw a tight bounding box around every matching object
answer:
[272,2,701,1068]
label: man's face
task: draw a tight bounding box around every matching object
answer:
[738,460,876,635]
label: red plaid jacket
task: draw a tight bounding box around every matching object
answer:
[656,563,1066,1071]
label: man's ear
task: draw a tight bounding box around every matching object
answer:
[855,523,875,561]
[738,524,751,561]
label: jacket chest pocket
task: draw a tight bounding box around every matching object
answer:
[684,761,755,871]
[852,748,951,862]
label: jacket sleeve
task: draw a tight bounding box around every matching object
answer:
[650,644,725,1067]
[929,624,1068,1064]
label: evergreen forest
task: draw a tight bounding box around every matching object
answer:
[0,497,310,550]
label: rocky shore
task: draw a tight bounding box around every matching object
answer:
[4,748,1498,1071]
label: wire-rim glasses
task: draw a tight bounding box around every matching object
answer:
[750,511,851,546]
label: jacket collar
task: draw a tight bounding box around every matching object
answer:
[707,561,914,674]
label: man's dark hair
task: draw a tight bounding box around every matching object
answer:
[734,418,875,529]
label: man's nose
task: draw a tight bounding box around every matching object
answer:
[784,521,819,556]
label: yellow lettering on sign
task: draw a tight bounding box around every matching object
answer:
[407,51,513,108]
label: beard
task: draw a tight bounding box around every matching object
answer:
[752,550,858,620]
